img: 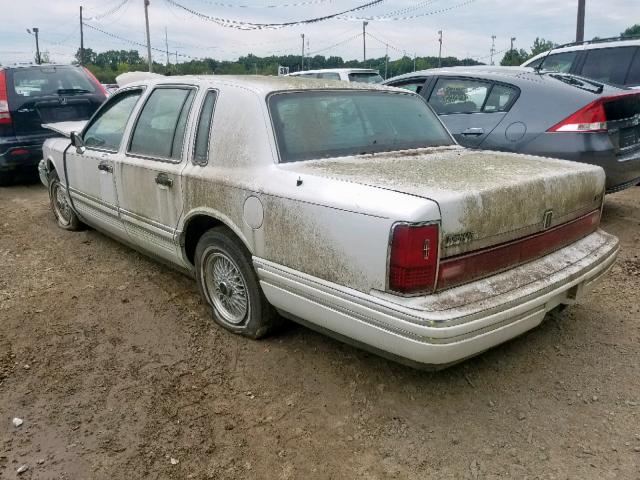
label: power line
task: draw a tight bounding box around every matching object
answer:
[308,32,362,56]
[344,0,476,21]
[193,0,334,8]
[163,0,387,30]
[86,0,131,21]
[341,0,439,21]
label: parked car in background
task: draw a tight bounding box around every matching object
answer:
[522,37,640,88]
[102,83,119,96]
[38,75,618,369]
[0,64,106,185]
[385,66,640,192]
[288,68,383,84]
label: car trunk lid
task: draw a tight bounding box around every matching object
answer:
[604,92,640,155]
[283,147,605,258]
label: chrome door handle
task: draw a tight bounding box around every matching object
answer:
[97,161,113,173]
[461,127,485,136]
[155,173,173,188]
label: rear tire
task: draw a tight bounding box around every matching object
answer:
[195,227,279,339]
[48,170,82,231]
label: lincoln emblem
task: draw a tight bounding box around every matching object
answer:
[543,210,553,229]
[423,239,431,260]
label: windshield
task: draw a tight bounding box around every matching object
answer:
[12,66,96,98]
[348,72,384,84]
[269,90,454,163]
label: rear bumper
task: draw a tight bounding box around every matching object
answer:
[0,138,45,172]
[255,230,618,368]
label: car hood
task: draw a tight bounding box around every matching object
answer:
[282,147,605,256]
[42,120,87,138]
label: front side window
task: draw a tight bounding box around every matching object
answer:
[193,90,218,165]
[129,87,196,161]
[269,90,453,163]
[348,72,384,84]
[580,47,637,85]
[83,89,142,151]
[540,51,577,73]
[429,78,491,114]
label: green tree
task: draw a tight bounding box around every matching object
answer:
[530,38,555,57]
[621,24,640,38]
[500,48,529,66]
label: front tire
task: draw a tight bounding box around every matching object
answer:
[48,170,82,231]
[195,227,278,339]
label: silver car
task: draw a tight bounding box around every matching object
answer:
[39,76,618,368]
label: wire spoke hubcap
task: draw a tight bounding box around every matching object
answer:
[53,183,72,225]
[205,252,248,325]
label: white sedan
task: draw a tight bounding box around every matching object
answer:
[38,75,618,368]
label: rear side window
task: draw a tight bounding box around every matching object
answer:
[580,47,637,85]
[129,87,196,161]
[540,51,577,73]
[626,49,640,86]
[484,84,518,112]
[193,90,217,165]
[83,89,142,151]
[388,79,427,95]
[12,66,96,97]
[429,78,490,114]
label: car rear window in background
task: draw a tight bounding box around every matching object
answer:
[318,72,341,80]
[540,51,577,73]
[12,66,96,97]
[626,49,640,86]
[129,87,195,161]
[269,91,453,163]
[429,78,490,114]
[580,47,637,86]
[348,72,384,84]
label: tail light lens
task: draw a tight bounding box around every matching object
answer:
[388,223,439,294]
[83,67,108,96]
[548,98,607,133]
[0,70,11,125]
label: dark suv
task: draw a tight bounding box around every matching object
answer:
[0,64,106,185]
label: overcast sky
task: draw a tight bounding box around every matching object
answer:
[1,0,638,66]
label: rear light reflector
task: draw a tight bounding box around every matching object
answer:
[10,148,29,156]
[83,67,108,96]
[0,70,11,125]
[388,223,439,294]
[437,210,601,291]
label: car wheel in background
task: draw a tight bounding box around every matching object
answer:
[48,170,82,231]
[195,227,279,339]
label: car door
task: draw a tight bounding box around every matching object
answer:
[115,85,197,264]
[427,77,518,148]
[65,88,143,238]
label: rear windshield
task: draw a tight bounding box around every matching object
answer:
[348,72,384,84]
[269,90,454,163]
[11,66,96,98]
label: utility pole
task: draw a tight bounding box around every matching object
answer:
[300,33,305,71]
[576,0,585,42]
[413,52,416,72]
[79,6,84,66]
[363,21,368,65]
[438,30,443,68]
[143,0,153,72]
[33,28,41,65]
[384,43,388,79]
[490,35,496,65]
[165,27,169,67]
[510,37,516,51]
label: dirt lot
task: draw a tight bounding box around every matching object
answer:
[1,183,639,480]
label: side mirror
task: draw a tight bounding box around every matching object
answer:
[70,131,86,155]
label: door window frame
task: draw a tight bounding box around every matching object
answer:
[192,88,219,166]
[125,84,198,164]
[80,86,145,154]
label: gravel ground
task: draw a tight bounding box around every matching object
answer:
[1,182,639,480]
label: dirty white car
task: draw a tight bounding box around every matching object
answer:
[39,76,619,368]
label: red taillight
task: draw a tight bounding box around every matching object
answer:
[83,67,108,96]
[548,98,607,133]
[0,70,11,125]
[388,223,439,294]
